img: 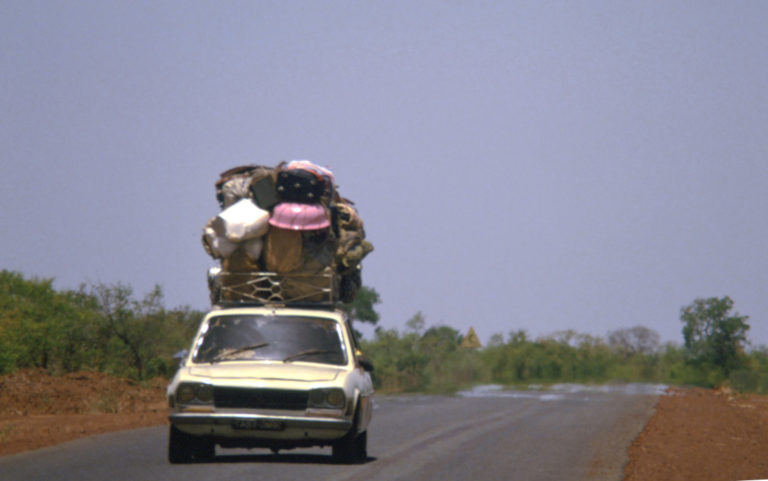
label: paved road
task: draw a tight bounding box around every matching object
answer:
[0,385,659,481]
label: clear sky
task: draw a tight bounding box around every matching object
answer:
[2,1,767,347]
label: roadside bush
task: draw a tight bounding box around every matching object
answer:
[729,370,768,394]
[0,271,203,380]
[0,338,17,375]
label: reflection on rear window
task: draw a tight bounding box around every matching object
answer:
[192,315,347,366]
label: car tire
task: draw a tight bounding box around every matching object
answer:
[168,425,215,464]
[332,430,367,463]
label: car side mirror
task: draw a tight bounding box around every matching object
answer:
[358,358,374,373]
[174,349,188,367]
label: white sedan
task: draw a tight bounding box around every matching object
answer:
[167,306,374,463]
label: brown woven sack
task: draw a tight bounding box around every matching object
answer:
[264,227,302,273]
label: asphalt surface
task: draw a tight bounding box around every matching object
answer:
[0,386,659,481]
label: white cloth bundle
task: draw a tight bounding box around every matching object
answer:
[212,198,270,243]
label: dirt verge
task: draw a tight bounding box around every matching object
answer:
[623,387,768,481]
[0,369,167,457]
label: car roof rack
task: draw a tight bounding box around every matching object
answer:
[209,271,339,306]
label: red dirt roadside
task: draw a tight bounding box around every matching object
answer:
[2,369,768,481]
[0,369,167,456]
[624,386,768,481]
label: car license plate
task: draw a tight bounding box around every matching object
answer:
[232,419,285,431]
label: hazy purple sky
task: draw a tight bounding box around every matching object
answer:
[2,1,767,346]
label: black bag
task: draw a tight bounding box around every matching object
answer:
[216,164,275,208]
[250,175,279,210]
[276,169,327,204]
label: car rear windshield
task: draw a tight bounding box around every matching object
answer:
[191,314,347,366]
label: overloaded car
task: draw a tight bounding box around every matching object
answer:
[167,305,374,463]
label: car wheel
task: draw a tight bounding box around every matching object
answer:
[168,425,215,464]
[332,430,367,463]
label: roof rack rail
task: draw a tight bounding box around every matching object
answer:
[213,300,340,310]
[208,270,338,306]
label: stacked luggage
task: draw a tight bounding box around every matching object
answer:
[202,161,373,305]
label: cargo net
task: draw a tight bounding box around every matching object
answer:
[209,269,337,306]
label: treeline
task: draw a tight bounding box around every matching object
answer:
[362,306,768,394]
[0,270,202,379]
[2,270,767,394]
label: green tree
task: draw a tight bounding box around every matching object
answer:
[0,270,101,373]
[405,311,426,334]
[92,282,167,379]
[0,271,206,379]
[342,285,380,337]
[487,333,504,347]
[608,326,661,359]
[508,330,528,346]
[419,325,462,355]
[681,296,749,376]
[361,326,428,392]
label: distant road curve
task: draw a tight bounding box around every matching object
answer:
[0,385,660,481]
